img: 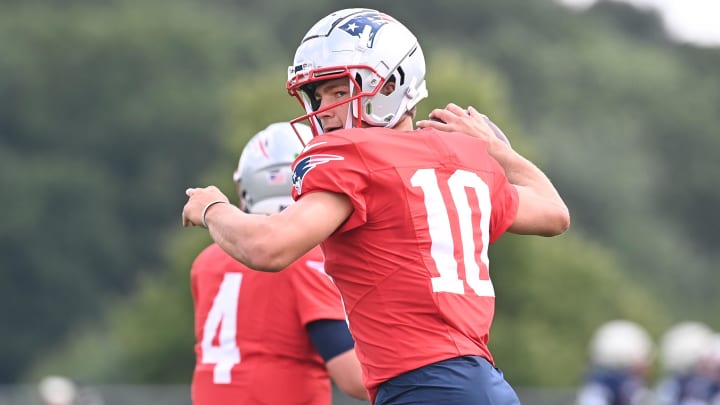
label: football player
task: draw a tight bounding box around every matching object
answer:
[190,122,367,405]
[655,321,716,405]
[183,8,569,404]
[577,320,655,405]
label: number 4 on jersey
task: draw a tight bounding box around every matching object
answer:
[201,273,242,384]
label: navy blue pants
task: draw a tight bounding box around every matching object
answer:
[375,356,521,405]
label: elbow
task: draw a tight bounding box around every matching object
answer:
[244,259,285,273]
[243,245,288,273]
[236,234,291,273]
[545,206,571,236]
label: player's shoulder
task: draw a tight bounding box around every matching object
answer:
[304,131,355,147]
[426,126,488,147]
[293,133,357,164]
[421,127,491,162]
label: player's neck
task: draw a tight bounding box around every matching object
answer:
[393,115,414,132]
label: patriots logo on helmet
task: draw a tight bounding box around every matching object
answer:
[292,154,344,195]
[339,11,394,48]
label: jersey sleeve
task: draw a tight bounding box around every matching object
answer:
[488,161,519,243]
[291,133,369,233]
[286,255,348,326]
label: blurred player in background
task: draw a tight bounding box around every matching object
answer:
[576,320,655,405]
[699,334,720,404]
[190,122,367,405]
[655,321,716,405]
[183,8,569,405]
[38,375,77,405]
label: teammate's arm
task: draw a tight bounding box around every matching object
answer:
[182,188,352,272]
[307,320,368,400]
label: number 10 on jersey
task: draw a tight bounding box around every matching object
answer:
[411,168,495,297]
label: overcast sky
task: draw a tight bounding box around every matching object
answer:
[556,0,720,47]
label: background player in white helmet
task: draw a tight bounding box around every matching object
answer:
[698,334,720,404]
[189,122,367,404]
[183,8,569,404]
[38,375,77,405]
[577,320,655,405]
[656,321,716,405]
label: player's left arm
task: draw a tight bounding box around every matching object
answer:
[419,103,570,236]
[182,187,352,272]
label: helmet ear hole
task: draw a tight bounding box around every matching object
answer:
[396,67,405,85]
[300,83,321,111]
[380,76,396,96]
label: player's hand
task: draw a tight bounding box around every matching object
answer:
[417,103,511,147]
[182,186,230,228]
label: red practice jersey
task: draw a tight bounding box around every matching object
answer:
[190,244,347,405]
[291,127,519,398]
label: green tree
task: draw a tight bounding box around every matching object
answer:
[23,68,307,382]
[12,0,720,387]
[0,0,272,382]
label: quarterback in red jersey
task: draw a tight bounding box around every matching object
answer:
[288,125,517,393]
[183,8,570,405]
[190,123,367,405]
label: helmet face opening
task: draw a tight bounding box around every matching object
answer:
[287,65,386,142]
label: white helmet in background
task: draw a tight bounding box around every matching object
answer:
[38,375,77,405]
[287,8,428,138]
[701,334,720,373]
[659,321,715,374]
[590,320,654,370]
[233,122,311,214]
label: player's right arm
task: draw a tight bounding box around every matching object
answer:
[183,188,352,272]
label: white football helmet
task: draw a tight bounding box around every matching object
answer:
[233,122,311,214]
[589,320,654,370]
[38,375,77,405]
[659,321,714,374]
[287,8,428,140]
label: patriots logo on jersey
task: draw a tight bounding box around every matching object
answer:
[339,11,394,48]
[292,154,344,195]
